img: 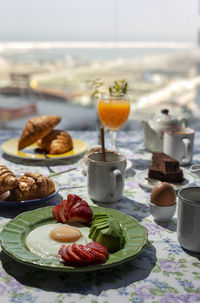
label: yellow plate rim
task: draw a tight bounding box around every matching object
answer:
[2,138,88,161]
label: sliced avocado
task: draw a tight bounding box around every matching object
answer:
[95,230,121,252]
[92,214,111,221]
[92,219,112,228]
[89,212,125,252]
[89,225,108,240]
[92,217,111,225]
[92,220,110,229]
[89,221,110,239]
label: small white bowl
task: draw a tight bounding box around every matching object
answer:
[190,164,200,179]
[149,202,176,222]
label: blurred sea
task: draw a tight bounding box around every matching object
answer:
[0,41,199,130]
[0,41,196,63]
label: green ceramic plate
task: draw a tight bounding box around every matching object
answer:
[0,206,148,272]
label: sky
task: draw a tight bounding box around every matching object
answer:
[0,0,198,42]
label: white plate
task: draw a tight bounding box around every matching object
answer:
[135,169,195,191]
[79,158,132,176]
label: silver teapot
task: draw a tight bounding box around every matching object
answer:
[141,109,186,152]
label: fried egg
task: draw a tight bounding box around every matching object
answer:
[26,223,90,259]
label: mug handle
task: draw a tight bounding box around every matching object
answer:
[110,169,123,200]
[182,138,191,164]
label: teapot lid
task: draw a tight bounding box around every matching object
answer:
[152,109,177,123]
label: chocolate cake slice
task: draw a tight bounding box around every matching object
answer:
[151,153,180,173]
[148,153,184,183]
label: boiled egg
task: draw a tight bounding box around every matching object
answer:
[150,182,176,206]
[26,223,90,259]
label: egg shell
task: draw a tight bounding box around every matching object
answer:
[150,182,176,206]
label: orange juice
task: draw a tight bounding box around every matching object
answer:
[98,98,130,130]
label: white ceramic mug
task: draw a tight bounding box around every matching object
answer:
[87,152,126,203]
[163,127,195,165]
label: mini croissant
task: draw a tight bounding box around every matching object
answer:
[18,115,61,150]
[37,129,73,154]
[8,172,55,201]
[0,166,18,194]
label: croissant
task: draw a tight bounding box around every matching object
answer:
[8,172,55,201]
[18,115,61,150]
[0,166,18,194]
[37,129,73,154]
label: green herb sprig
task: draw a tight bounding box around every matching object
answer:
[109,79,128,96]
[87,78,129,100]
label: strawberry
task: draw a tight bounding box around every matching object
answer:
[63,207,70,222]
[64,194,82,221]
[72,243,93,263]
[58,245,71,262]
[53,195,93,224]
[66,245,83,263]
[82,246,107,263]
[85,242,109,257]
[68,205,93,224]
[72,199,90,209]
[67,194,81,211]
[59,242,109,267]
[52,205,61,222]
[58,199,68,223]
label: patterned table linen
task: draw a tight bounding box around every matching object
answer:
[0,130,199,303]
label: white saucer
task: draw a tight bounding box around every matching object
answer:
[79,159,132,176]
[135,169,195,191]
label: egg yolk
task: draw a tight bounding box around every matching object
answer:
[50,226,82,242]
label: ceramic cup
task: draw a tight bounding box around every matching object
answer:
[149,202,176,222]
[87,152,126,203]
[190,164,200,183]
[177,187,200,253]
[163,127,195,165]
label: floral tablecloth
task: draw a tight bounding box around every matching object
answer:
[0,130,200,303]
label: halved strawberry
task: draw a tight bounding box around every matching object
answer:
[85,241,109,257]
[67,194,81,211]
[72,199,90,210]
[68,205,93,224]
[54,195,93,224]
[63,208,70,222]
[59,242,109,267]
[66,245,83,264]
[52,205,61,222]
[58,199,68,223]
[82,246,107,263]
[58,245,71,262]
[63,195,82,221]
[72,243,93,263]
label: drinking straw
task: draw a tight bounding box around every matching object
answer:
[100,126,106,161]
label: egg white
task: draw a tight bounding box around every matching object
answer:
[26,223,90,260]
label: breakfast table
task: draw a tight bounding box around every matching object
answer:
[0,129,200,303]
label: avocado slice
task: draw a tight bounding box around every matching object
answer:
[89,213,125,252]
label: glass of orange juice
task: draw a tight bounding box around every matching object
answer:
[97,93,130,150]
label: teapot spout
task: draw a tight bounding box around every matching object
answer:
[141,120,156,137]
[141,121,160,152]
